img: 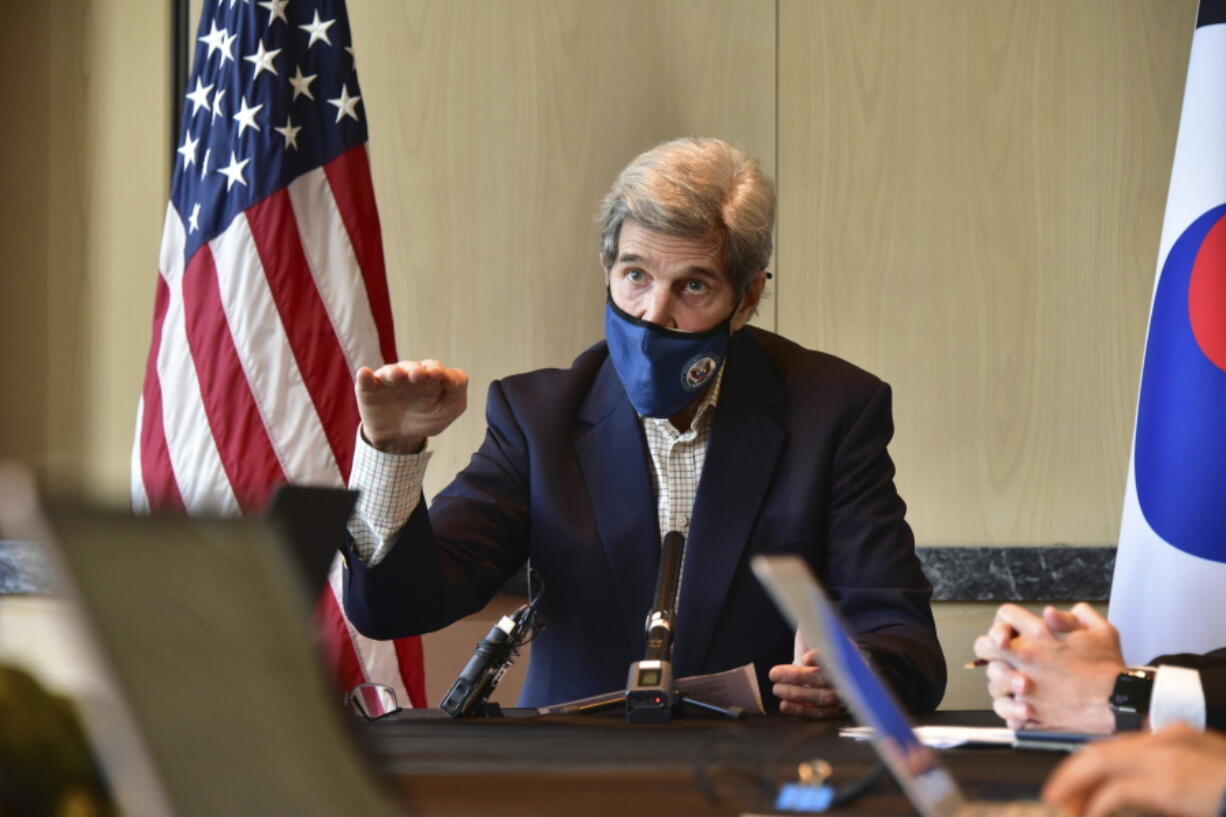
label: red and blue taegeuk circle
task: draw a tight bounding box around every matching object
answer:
[1134,203,1226,562]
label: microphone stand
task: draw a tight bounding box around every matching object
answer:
[621,531,745,723]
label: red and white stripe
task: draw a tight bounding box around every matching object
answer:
[133,144,425,707]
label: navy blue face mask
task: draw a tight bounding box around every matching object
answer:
[604,294,736,418]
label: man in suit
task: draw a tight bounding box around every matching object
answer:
[973,602,1226,733]
[341,137,945,715]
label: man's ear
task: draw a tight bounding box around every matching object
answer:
[599,251,611,286]
[731,270,768,330]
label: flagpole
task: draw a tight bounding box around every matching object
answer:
[170,0,190,176]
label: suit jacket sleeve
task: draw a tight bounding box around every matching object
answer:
[1148,647,1226,731]
[341,380,530,639]
[823,380,946,713]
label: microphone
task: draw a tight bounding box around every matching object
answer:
[625,530,685,723]
[439,568,545,718]
[438,603,539,718]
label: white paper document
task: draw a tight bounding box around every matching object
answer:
[538,663,765,715]
[839,724,1017,748]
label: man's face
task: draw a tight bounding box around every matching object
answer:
[605,220,762,333]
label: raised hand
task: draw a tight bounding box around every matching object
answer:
[354,359,469,454]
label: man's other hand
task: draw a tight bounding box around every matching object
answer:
[972,602,1124,733]
[1043,723,1226,817]
[355,360,469,454]
[769,650,846,719]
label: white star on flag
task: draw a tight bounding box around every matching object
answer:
[275,116,302,150]
[257,0,289,24]
[185,78,214,115]
[244,39,282,79]
[289,65,317,100]
[199,147,211,180]
[187,202,201,233]
[217,151,250,190]
[219,30,238,65]
[233,96,264,135]
[177,132,200,167]
[328,85,361,123]
[198,21,229,60]
[299,10,336,47]
[212,88,227,122]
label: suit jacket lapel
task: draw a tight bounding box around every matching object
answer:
[674,329,787,676]
[574,356,660,655]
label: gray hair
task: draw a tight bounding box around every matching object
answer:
[598,137,776,293]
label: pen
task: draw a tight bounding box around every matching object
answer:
[963,659,989,669]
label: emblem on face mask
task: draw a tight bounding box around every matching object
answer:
[682,355,719,391]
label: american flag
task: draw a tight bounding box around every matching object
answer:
[131,0,425,707]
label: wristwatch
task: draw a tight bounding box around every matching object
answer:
[1109,667,1157,732]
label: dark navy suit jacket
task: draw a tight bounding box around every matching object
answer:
[342,326,946,712]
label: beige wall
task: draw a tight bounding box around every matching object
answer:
[2,1,169,498]
[1,1,1198,709]
[778,0,1190,546]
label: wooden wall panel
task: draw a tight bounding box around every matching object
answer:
[0,3,53,472]
[347,0,776,492]
[778,0,1193,545]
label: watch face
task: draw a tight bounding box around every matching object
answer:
[1110,669,1156,728]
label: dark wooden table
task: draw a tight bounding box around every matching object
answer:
[358,710,1065,817]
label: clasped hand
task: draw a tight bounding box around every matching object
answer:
[972,602,1125,733]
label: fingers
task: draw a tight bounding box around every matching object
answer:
[988,619,1015,648]
[985,661,1029,699]
[993,603,1048,640]
[796,649,821,667]
[792,630,814,664]
[1045,726,1226,817]
[1070,602,1111,631]
[357,360,469,389]
[770,662,842,713]
[984,658,1034,726]
[769,663,830,687]
[1043,606,1083,634]
[974,633,1008,662]
[773,682,841,707]
[1157,721,1203,744]
[1044,747,1140,817]
[991,692,1032,726]
[1079,777,1154,817]
[778,699,845,720]
[1042,736,1140,809]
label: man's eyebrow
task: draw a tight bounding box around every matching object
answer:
[615,254,720,279]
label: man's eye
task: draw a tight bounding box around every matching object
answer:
[626,269,645,283]
[684,280,709,294]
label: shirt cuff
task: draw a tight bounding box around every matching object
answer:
[346,427,432,566]
[1149,664,1207,732]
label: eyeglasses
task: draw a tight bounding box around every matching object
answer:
[345,683,401,720]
